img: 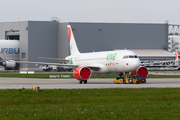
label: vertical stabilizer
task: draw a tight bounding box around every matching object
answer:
[2,49,7,60]
[175,49,179,65]
[67,25,80,55]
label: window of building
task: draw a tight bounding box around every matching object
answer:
[5,30,20,40]
[22,52,26,58]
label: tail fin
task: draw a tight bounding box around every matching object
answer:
[67,25,80,55]
[175,49,178,60]
[175,49,179,65]
[2,49,7,61]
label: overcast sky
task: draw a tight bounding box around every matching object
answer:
[1,0,180,24]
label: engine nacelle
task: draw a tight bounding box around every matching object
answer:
[2,60,16,68]
[131,66,148,78]
[73,66,91,80]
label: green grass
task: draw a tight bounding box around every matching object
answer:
[0,88,180,119]
[0,73,179,78]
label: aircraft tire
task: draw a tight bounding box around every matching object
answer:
[79,81,83,84]
[84,80,87,84]
[123,79,126,84]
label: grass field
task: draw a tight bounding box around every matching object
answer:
[0,88,180,119]
[0,73,179,78]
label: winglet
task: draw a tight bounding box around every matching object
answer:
[2,49,7,61]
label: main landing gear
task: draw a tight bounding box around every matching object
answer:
[79,80,87,84]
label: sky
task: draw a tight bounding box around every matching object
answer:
[0,0,180,24]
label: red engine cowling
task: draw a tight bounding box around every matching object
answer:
[73,66,91,80]
[131,66,148,78]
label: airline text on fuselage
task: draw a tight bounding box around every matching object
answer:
[0,48,19,54]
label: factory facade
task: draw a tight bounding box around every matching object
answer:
[0,21,176,70]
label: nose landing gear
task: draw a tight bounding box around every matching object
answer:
[114,72,146,84]
[114,72,126,84]
[78,80,87,84]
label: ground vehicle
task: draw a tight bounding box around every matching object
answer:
[114,75,146,84]
[39,65,55,71]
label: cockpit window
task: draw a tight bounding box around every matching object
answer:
[123,55,129,59]
[129,55,134,58]
[134,55,138,58]
[123,55,138,59]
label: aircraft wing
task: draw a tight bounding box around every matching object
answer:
[16,61,100,70]
[15,61,78,67]
[39,57,69,62]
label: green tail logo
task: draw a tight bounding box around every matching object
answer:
[69,58,73,64]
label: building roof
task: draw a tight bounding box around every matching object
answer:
[114,49,175,57]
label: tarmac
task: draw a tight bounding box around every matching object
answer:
[0,77,179,89]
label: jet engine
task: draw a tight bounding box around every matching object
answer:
[73,66,91,80]
[2,60,16,68]
[131,66,148,78]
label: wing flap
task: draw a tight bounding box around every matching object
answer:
[39,57,69,62]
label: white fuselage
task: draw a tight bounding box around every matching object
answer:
[65,50,140,74]
[0,40,20,60]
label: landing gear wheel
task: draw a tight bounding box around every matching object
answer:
[123,79,126,84]
[79,81,82,84]
[119,72,123,79]
[84,80,87,84]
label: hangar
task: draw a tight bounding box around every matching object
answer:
[0,20,177,70]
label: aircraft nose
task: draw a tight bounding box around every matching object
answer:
[131,58,140,70]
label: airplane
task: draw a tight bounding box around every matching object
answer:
[0,49,16,68]
[16,25,145,84]
[0,40,20,69]
[64,25,143,83]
